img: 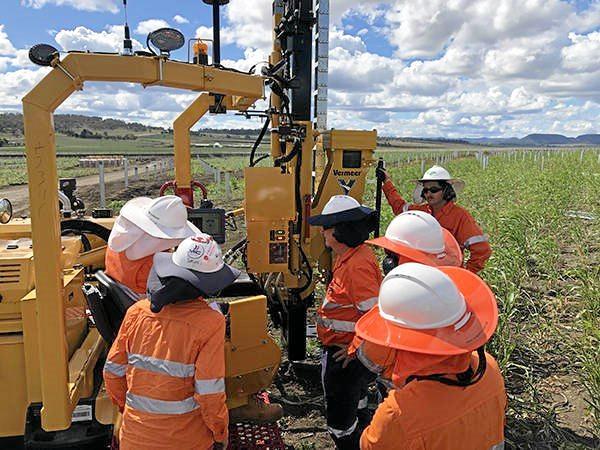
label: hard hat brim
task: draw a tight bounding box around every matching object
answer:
[355,267,498,355]
[366,229,463,268]
[308,205,376,227]
[153,251,241,296]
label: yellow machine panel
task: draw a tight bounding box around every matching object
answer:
[225,295,280,409]
[245,168,296,273]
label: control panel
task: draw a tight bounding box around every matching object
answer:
[187,208,226,243]
[244,167,296,273]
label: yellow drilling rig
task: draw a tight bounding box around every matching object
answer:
[0,0,376,447]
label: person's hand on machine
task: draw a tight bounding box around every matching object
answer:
[376,166,389,183]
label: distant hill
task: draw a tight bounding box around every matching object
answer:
[465,133,600,146]
[0,113,162,137]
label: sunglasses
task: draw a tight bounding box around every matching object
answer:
[422,186,443,194]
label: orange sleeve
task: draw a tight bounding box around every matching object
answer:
[103,311,133,411]
[454,210,491,273]
[382,179,409,216]
[134,256,154,294]
[350,261,381,313]
[348,335,363,357]
[194,314,228,444]
[360,392,406,450]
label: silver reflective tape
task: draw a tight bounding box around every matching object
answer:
[357,344,384,374]
[463,234,489,249]
[317,317,356,333]
[356,297,378,312]
[104,360,126,377]
[328,418,358,438]
[195,378,225,395]
[402,203,410,213]
[322,298,353,310]
[357,396,368,410]
[128,353,195,378]
[490,442,505,450]
[126,392,198,415]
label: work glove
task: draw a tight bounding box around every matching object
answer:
[375,166,388,183]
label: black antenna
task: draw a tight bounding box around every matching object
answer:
[122,0,133,55]
[202,0,229,65]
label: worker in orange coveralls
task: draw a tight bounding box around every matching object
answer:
[103,233,240,450]
[349,210,464,391]
[105,195,199,294]
[357,263,506,450]
[308,195,382,450]
[376,165,491,273]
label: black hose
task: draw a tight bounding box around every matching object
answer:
[274,139,301,167]
[250,116,271,167]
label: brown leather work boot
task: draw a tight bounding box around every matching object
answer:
[229,394,283,424]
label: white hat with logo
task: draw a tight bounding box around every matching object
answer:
[152,233,241,295]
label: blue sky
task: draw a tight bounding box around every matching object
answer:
[1,0,599,137]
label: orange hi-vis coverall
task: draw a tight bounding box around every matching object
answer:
[317,244,383,346]
[382,180,491,273]
[104,298,228,450]
[105,247,153,295]
[360,352,507,450]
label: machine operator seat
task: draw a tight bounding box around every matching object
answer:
[82,271,140,345]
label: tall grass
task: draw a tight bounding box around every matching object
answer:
[377,150,600,446]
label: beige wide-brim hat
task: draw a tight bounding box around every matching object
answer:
[119,196,199,240]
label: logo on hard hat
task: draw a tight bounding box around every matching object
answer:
[187,243,205,260]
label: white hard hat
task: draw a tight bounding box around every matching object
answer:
[153,233,240,295]
[355,263,498,355]
[120,196,199,240]
[378,263,466,329]
[412,166,465,203]
[420,165,453,182]
[385,211,445,254]
[366,211,463,267]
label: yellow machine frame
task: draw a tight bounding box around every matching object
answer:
[22,53,264,431]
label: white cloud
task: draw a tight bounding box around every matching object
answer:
[0,25,17,55]
[0,68,50,109]
[562,31,600,72]
[21,0,119,13]
[173,15,189,25]
[135,19,170,36]
[55,25,143,53]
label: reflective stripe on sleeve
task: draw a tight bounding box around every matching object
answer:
[104,360,126,377]
[195,378,225,395]
[317,317,356,333]
[321,298,354,310]
[126,392,198,415]
[356,344,384,374]
[128,353,195,378]
[402,203,410,212]
[463,234,489,249]
[328,418,358,438]
[357,396,368,410]
[356,296,378,312]
[490,442,505,450]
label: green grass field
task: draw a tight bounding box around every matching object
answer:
[371,150,600,446]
